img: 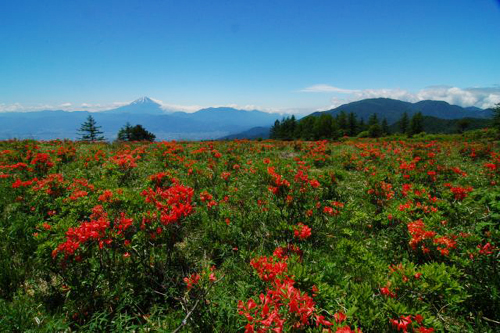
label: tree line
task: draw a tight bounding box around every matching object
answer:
[77,115,156,142]
[270,111,425,140]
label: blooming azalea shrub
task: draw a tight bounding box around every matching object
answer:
[0,137,499,331]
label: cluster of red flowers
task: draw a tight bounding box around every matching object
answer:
[323,201,344,216]
[239,246,360,333]
[66,178,95,201]
[250,256,288,282]
[477,242,497,256]
[389,314,434,333]
[367,180,394,206]
[30,152,55,173]
[294,223,312,240]
[52,204,136,260]
[238,277,317,332]
[267,166,290,195]
[52,215,110,259]
[142,184,194,225]
[98,189,114,202]
[110,153,139,169]
[272,244,302,261]
[32,173,65,196]
[407,219,457,256]
[12,177,38,188]
[199,190,217,209]
[184,273,201,290]
[293,165,320,192]
[183,266,217,290]
[444,183,473,201]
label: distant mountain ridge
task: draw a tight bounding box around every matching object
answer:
[0,97,285,141]
[310,98,493,124]
[0,97,494,141]
[221,98,495,139]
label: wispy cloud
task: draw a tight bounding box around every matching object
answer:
[155,99,307,115]
[0,101,131,113]
[300,84,359,94]
[302,84,500,110]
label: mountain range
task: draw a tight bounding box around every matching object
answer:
[0,97,285,141]
[310,98,493,124]
[224,98,495,139]
[0,97,495,141]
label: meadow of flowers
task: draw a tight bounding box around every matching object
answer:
[0,136,499,332]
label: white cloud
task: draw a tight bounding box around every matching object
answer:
[153,99,306,115]
[300,84,359,94]
[303,84,500,110]
[0,101,131,113]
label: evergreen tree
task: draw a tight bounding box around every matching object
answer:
[399,112,409,134]
[313,114,334,140]
[337,111,348,136]
[381,118,389,136]
[367,114,382,138]
[282,115,297,140]
[117,123,156,142]
[270,120,281,139]
[347,112,358,137]
[368,123,383,138]
[456,119,470,134]
[78,115,104,142]
[290,115,297,138]
[297,116,316,140]
[493,103,500,133]
[358,118,367,132]
[409,112,424,136]
[117,122,133,141]
[330,118,341,140]
[368,113,379,127]
[132,125,155,141]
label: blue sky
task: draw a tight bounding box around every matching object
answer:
[1,0,499,114]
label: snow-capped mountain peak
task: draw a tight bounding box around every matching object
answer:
[131,97,157,105]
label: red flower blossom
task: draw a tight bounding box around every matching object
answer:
[294,223,312,240]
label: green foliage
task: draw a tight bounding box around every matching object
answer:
[77,115,105,142]
[399,112,409,134]
[117,123,156,142]
[409,112,424,136]
[493,103,500,134]
[0,137,499,331]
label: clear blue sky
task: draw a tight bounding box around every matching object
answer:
[1,0,499,113]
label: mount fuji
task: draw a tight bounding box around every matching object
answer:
[104,97,167,115]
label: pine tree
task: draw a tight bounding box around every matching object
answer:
[368,114,382,138]
[270,120,281,139]
[399,112,409,134]
[313,114,334,140]
[409,112,424,136]
[381,118,389,135]
[456,119,470,134]
[493,103,500,133]
[117,123,156,142]
[130,124,155,141]
[358,118,367,132]
[337,111,348,135]
[297,116,316,140]
[78,115,104,142]
[368,113,379,127]
[117,122,133,141]
[347,112,358,137]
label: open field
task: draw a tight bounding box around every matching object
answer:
[0,135,499,332]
